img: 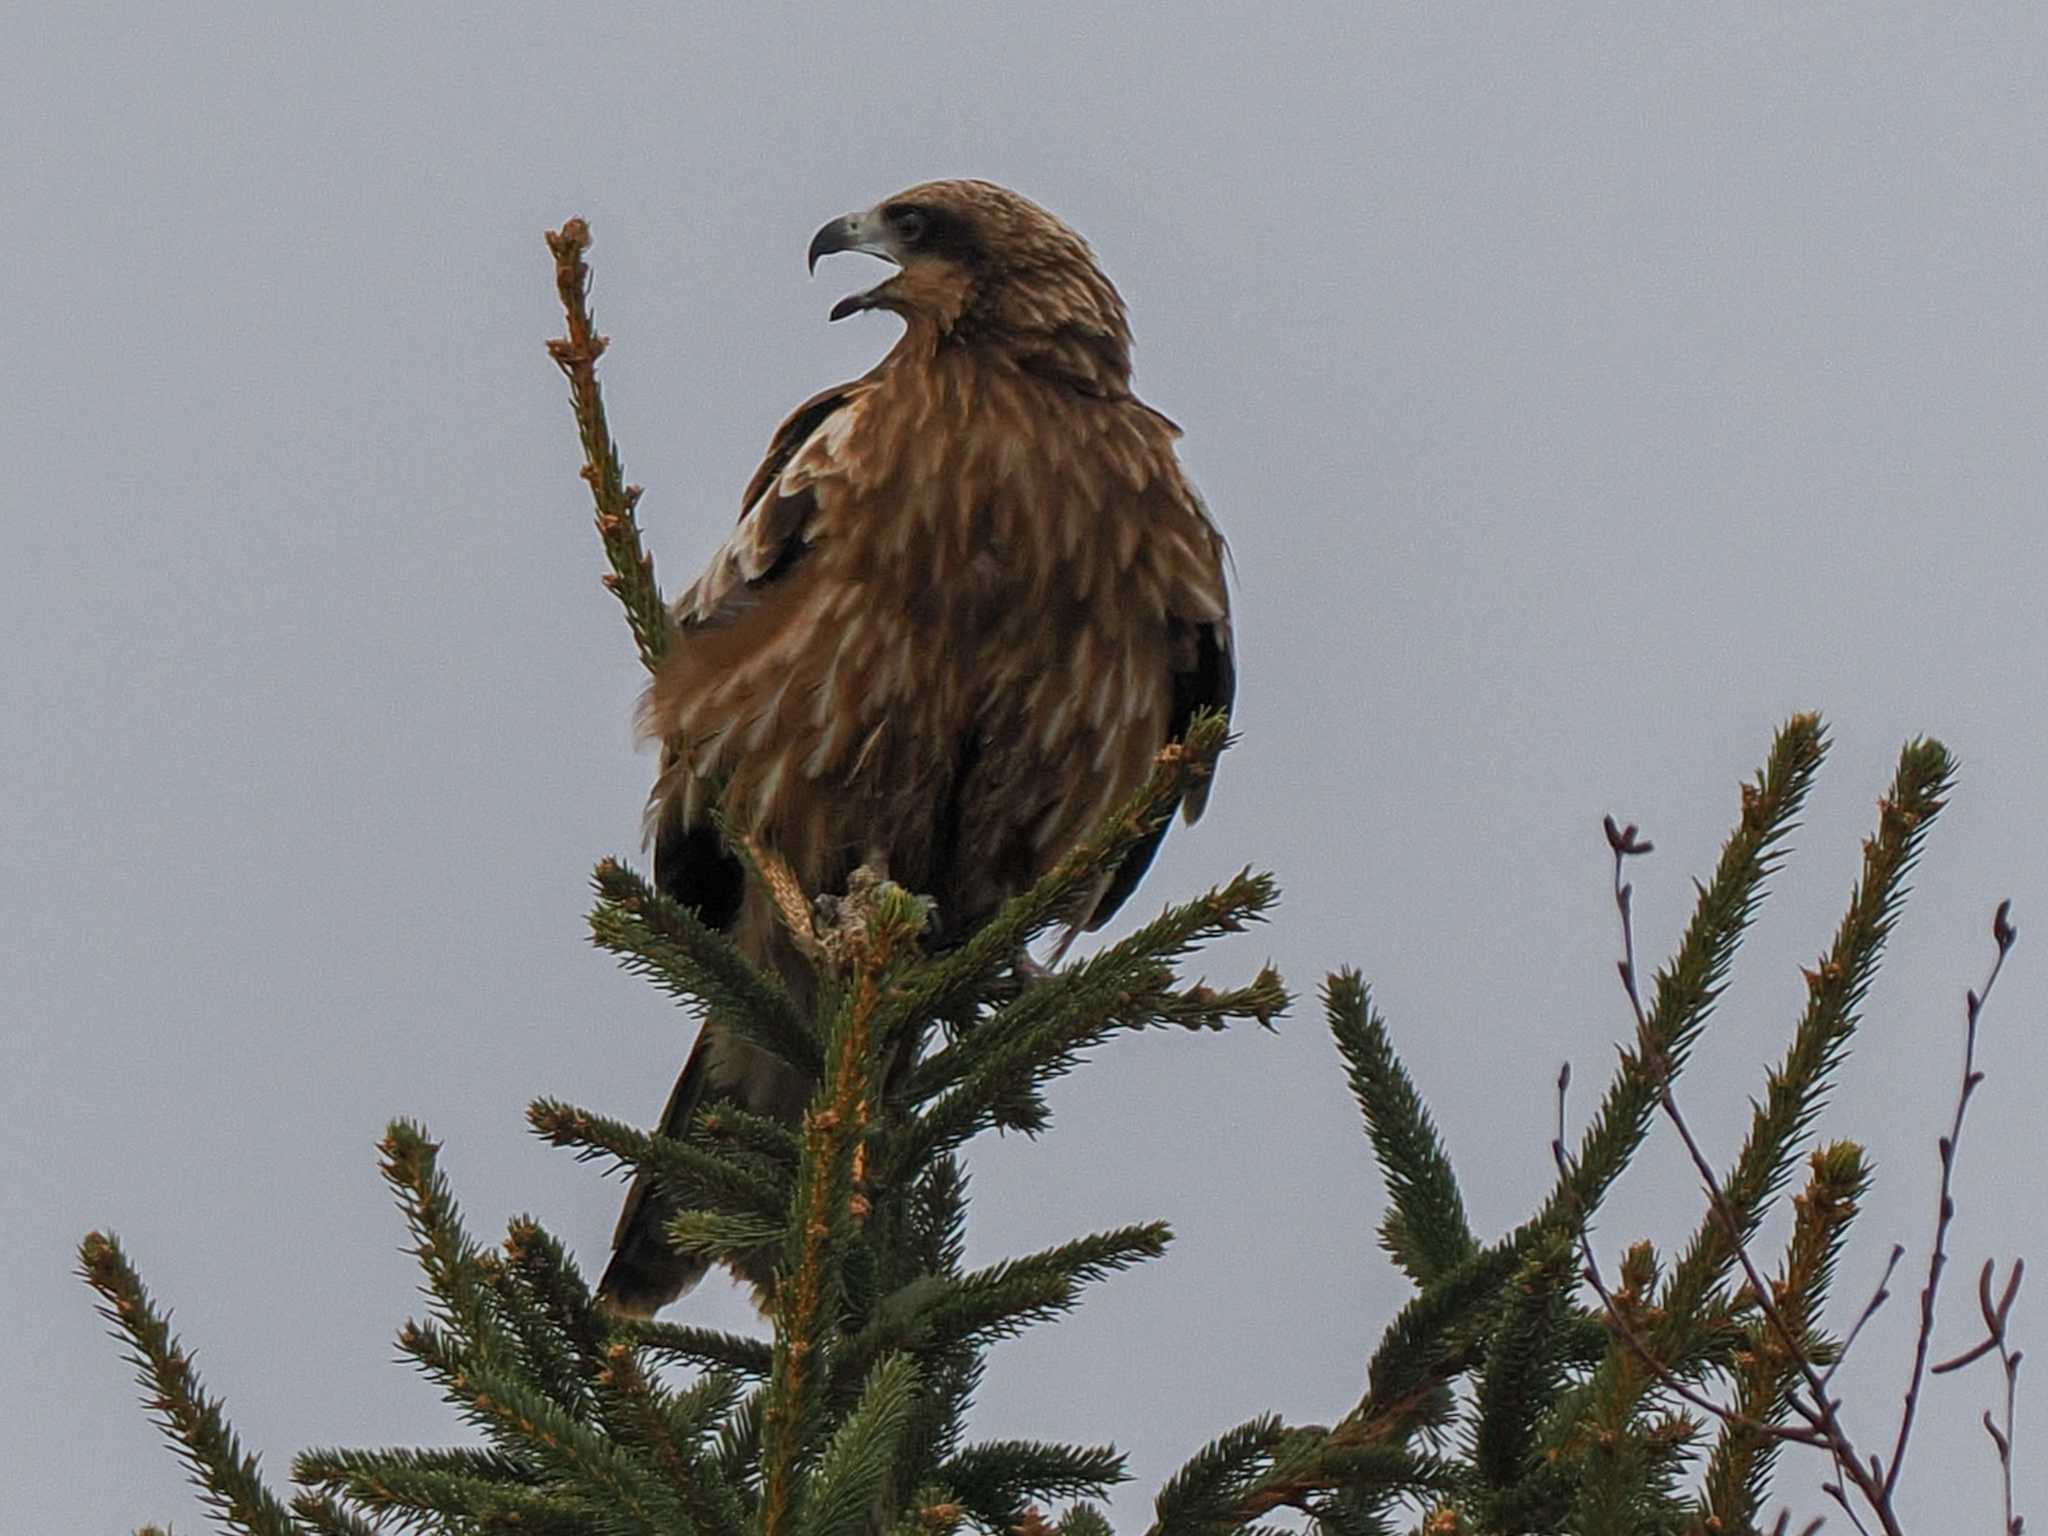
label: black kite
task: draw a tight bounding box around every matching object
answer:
[600,180,1234,1315]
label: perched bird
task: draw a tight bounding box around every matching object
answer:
[598,179,1234,1316]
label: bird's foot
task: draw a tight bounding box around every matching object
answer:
[811,863,936,969]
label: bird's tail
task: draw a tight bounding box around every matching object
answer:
[596,1031,718,1318]
[593,884,826,1317]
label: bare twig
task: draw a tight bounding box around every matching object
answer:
[1991,1326,2023,1536]
[1928,1256,2027,1535]
[1821,1244,1906,1391]
[1931,1259,2021,1377]
[1602,816,1654,1029]
[1823,1475,1875,1536]
[1883,899,2019,1504]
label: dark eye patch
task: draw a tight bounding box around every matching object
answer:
[882,202,983,266]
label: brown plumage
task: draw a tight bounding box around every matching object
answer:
[598,180,1234,1316]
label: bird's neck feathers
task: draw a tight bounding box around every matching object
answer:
[880,258,1135,399]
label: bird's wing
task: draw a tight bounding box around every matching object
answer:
[670,383,862,629]
[649,382,869,924]
[1084,489,1235,931]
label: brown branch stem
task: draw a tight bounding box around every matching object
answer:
[758,893,904,1536]
[545,218,671,673]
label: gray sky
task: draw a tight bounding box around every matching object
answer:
[7,4,2045,1530]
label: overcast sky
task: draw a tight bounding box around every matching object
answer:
[7,4,2046,1531]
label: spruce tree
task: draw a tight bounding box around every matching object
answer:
[80,218,2023,1536]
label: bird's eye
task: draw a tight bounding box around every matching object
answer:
[894,209,929,246]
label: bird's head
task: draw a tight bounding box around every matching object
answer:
[808,179,1132,389]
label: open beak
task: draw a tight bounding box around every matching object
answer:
[807,209,902,322]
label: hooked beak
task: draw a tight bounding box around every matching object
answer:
[807,209,902,322]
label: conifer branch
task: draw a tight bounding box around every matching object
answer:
[1470,1240,1575,1503]
[590,857,822,1077]
[1536,713,1826,1238]
[1150,1415,1457,1535]
[1149,1250,1511,1530]
[502,1216,609,1379]
[1326,970,1476,1285]
[1657,738,1954,1343]
[1058,1502,1117,1536]
[804,1353,924,1536]
[293,1443,545,1491]
[484,1251,602,1418]
[596,1345,749,1533]
[77,1232,302,1536]
[893,872,1281,1177]
[297,1462,571,1529]
[1362,1244,1525,1415]
[1161,719,1911,1536]
[1698,1143,1871,1531]
[379,1120,499,1345]
[284,1492,386,1536]
[1576,1251,1831,1456]
[905,869,1279,1101]
[717,1382,770,1499]
[293,1446,557,1530]
[662,1210,792,1265]
[1537,727,2012,1532]
[939,1441,1128,1525]
[699,1101,806,1168]
[1150,1415,1291,1536]
[929,1225,1174,1347]
[528,1098,793,1226]
[1668,904,2018,1534]
[400,1316,702,1532]
[1557,735,1952,1500]
[545,219,670,673]
[816,1280,959,1414]
[617,1318,776,1379]
[1556,1228,1835,1531]
[1631,1076,1894,1528]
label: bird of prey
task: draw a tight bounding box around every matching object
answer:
[598,179,1234,1317]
